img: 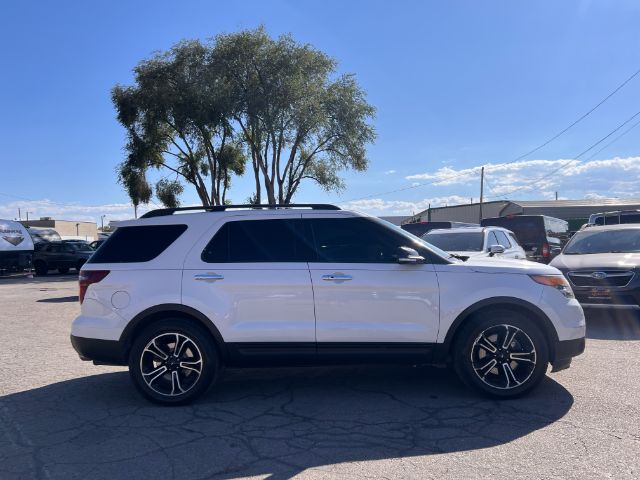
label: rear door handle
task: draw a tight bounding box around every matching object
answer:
[194,273,224,281]
[321,274,353,281]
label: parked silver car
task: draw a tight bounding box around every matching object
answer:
[423,227,527,260]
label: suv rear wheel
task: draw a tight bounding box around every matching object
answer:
[453,310,549,398]
[128,319,219,405]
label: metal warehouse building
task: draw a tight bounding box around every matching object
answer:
[405,198,640,231]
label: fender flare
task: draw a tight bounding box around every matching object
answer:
[436,296,559,362]
[119,304,227,360]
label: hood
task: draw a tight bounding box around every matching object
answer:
[551,252,640,270]
[459,256,559,275]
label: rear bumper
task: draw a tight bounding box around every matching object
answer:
[70,335,127,366]
[551,337,585,372]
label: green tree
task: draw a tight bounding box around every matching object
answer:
[216,28,376,204]
[112,28,375,207]
[112,40,245,207]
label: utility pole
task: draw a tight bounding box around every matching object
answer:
[26,211,32,222]
[555,191,558,201]
[100,215,106,232]
[18,208,21,221]
[479,166,484,223]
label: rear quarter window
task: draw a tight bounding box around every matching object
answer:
[88,225,187,263]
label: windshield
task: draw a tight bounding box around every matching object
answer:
[423,232,485,252]
[563,229,640,254]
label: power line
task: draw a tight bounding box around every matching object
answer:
[583,116,640,161]
[491,108,640,199]
[507,66,640,163]
[342,67,640,203]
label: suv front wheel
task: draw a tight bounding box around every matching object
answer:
[453,310,549,398]
[128,319,219,405]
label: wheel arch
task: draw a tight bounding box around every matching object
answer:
[119,304,228,362]
[436,297,559,363]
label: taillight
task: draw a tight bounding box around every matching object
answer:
[542,243,549,257]
[79,270,110,304]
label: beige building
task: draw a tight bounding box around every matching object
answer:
[20,218,98,241]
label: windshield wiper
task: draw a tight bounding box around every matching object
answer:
[449,253,468,261]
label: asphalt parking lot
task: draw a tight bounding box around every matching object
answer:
[1,275,639,480]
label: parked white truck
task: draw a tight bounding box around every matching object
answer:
[0,219,34,273]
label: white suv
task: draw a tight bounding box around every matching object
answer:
[71,205,585,405]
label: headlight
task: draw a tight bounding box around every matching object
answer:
[529,274,574,299]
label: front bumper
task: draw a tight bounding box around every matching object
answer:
[70,335,127,366]
[551,337,585,372]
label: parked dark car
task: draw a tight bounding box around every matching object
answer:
[551,224,640,310]
[401,221,479,237]
[481,215,568,264]
[32,242,94,275]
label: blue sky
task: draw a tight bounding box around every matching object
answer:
[1,0,640,222]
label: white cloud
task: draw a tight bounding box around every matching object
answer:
[340,195,470,216]
[584,193,609,200]
[405,156,640,199]
[0,199,154,225]
[384,170,396,175]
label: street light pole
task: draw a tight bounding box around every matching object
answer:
[101,215,106,232]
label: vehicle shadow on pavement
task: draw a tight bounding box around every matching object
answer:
[0,365,573,480]
[585,310,640,340]
[36,295,79,303]
[0,274,77,285]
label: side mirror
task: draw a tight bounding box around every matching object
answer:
[397,246,425,264]
[488,245,505,256]
[551,247,562,256]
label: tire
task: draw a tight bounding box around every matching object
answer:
[34,261,48,276]
[453,309,549,398]
[128,319,219,405]
[58,267,70,274]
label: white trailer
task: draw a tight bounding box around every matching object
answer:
[0,219,34,272]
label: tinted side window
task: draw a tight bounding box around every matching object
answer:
[495,231,511,248]
[309,217,410,263]
[88,225,187,263]
[201,219,313,263]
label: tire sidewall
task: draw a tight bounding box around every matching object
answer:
[128,319,218,405]
[454,310,549,398]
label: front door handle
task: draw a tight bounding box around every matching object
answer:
[194,273,224,281]
[321,273,353,281]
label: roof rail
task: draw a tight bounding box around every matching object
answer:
[140,204,341,218]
